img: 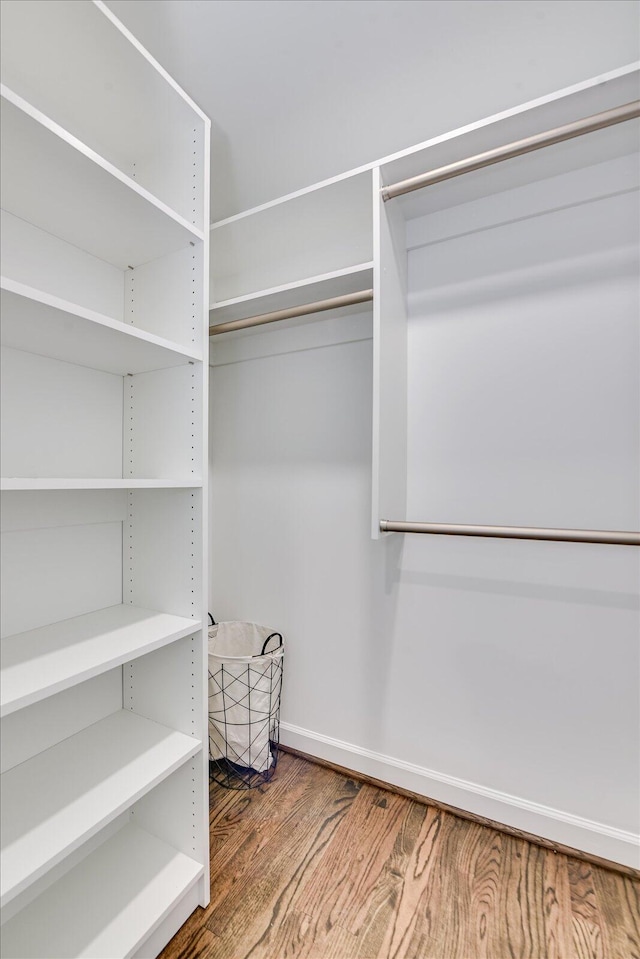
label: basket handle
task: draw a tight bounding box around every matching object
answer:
[208,613,217,626]
[259,632,283,656]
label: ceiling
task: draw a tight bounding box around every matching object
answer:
[104,0,640,222]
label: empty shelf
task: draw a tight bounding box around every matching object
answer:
[0,824,203,959]
[0,278,202,375]
[0,478,203,491]
[210,262,374,325]
[1,604,201,717]
[0,709,201,908]
[0,86,203,270]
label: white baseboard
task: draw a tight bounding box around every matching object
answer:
[280,722,639,870]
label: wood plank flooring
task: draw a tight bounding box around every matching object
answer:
[160,753,640,959]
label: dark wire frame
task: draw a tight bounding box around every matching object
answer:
[208,624,283,790]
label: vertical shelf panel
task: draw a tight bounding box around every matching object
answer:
[124,243,204,352]
[124,489,203,622]
[124,364,202,483]
[371,167,408,539]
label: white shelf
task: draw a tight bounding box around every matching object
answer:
[0,478,203,491]
[1,0,208,232]
[0,85,203,270]
[380,68,640,224]
[0,604,201,718]
[0,278,202,375]
[0,824,204,959]
[0,709,201,909]
[209,262,374,324]
[210,171,373,304]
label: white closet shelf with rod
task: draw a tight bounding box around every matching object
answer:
[376,93,640,546]
[209,288,374,336]
[209,261,374,317]
[381,99,640,200]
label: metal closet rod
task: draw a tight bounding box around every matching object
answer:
[379,520,640,547]
[381,99,640,201]
[209,289,374,336]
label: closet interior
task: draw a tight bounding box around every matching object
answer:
[209,63,639,869]
[0,2,638,956]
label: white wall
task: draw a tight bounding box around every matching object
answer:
[209,151,640,865]
[104,0,640,220]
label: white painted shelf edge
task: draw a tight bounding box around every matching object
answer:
[0,822,204,959]
[0,604,201,718]
[0,84,204,246]
[0,479,203,490]
[0,709,201,909]
[210,262,375,312]
[0,277,202,373]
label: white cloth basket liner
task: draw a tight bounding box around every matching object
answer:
[208,622,283,773]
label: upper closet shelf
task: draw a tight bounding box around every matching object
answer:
[0,604,201,718]
[210,262,374,325]
[0,709,201,909]
[1,0,208,231]
[0,86,204,270]
[0,479,203,491]
[0,278,202,374]
[0,823,203,959]
[379,67,639,222]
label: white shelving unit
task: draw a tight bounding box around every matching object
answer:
[209,63,640,541]
[0,1,210,956]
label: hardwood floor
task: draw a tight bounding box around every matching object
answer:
[160,753,640,959]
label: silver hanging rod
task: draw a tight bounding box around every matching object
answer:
[381,100,640,202]
[209,289,374,336]
[379,520,640,547]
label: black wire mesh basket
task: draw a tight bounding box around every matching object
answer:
[208,616,284,789]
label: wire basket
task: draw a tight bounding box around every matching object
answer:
[208,617,284,790]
